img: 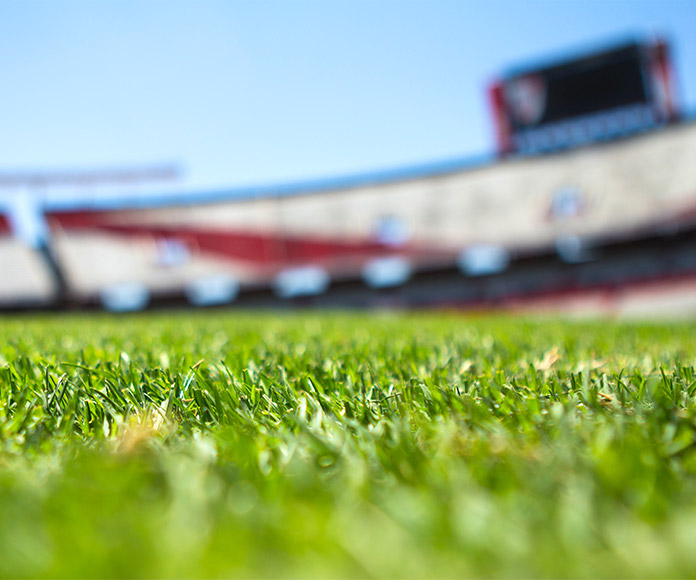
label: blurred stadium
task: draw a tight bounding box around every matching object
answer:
[1,36,695,314]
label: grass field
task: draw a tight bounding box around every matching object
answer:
[2,311,696,578]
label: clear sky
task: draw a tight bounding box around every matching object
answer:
[1,0,695,191]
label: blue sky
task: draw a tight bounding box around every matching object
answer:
[1,0,695,190]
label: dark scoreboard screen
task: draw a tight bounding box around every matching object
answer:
[491,39,677,155]
[512,45,647,128]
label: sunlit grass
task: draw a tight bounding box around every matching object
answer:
[1,311,696,577]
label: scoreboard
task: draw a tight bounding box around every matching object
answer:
[489,39,678,156]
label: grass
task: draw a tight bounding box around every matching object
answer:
[1,310,696,578]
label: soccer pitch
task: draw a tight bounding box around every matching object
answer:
[1,311,696,578]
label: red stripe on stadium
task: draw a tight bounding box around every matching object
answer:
[0,215,10,234]
[47,211,448,265]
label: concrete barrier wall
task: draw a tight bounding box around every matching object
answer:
[0,229,56,306]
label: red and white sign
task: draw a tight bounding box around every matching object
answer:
[505,74,547,126]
